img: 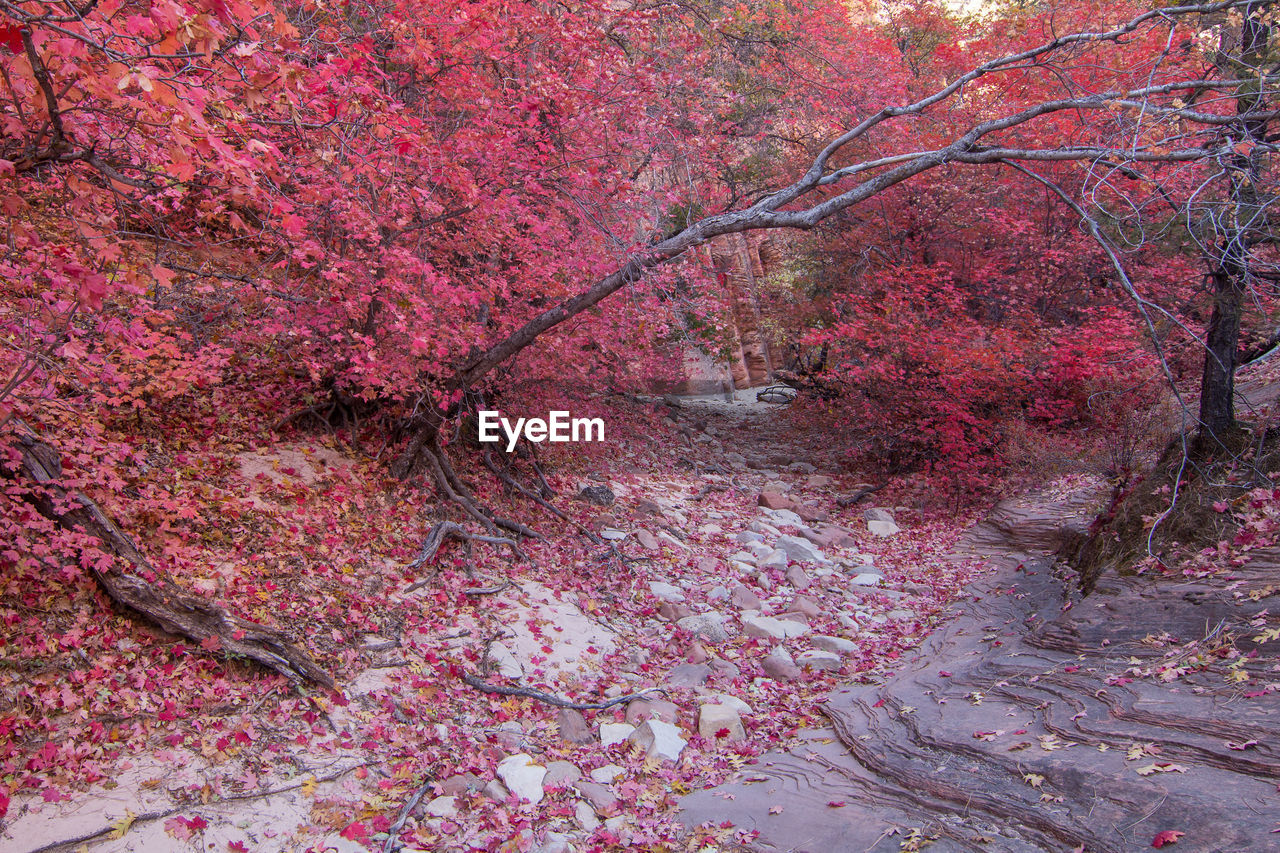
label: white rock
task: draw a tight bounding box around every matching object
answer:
[576,800,601,831]
[863,508,896,523]
[730,560,757,575]
[489,642,524,679]
[599,722,635,747]
[745,541,773,559]
[888,609,914,621]
[867,519,901,537]
[677,612,734,643]
[628,720,687,762]
[748,520,782,536]
[758,550,789,571]
[425,795,458,818]
[497,754,547,804]
[590,763,624,783]
[647,581,685,603]
[730,550,759,565]
[697,703,745,741]
[763,508,805,527]
[776,534,828,564]
[600,528,627,540]
[708,693,754,715]
[658,530,690,550]
[743,614,809,640]
[535,832,576,853]
[796,649,843,672]
[811,635,857,655]
[735,531,765,545]
[850,573,882,586]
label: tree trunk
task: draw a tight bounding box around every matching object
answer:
[1198,260,1245,437]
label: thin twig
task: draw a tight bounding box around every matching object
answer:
[462,672,667,710]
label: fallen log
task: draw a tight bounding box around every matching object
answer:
[6,421,333,688]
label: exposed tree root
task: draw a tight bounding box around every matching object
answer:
[836,480,889,507]
[406,520,528,571]
[461,671,666,710]
[482,449,567,520]
[7,422,333,689]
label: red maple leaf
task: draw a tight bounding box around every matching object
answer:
[1151,830,1184,848]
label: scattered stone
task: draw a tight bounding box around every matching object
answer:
[677,611,734,643]
[790,595,822,618]
[599,722,635,747]
[811,635,858,655]
[635,498,663,516]
[557,708,594,746]
[888,609,915,621]
[864,507,896,523]
[535,831,575,853]
[708,657,740,681]
[709,693,754,715]
[483,779,511,802]
[731,560,757,576]
[850,573,882,586]
[600,528,627,541]
[699,523,723,535]
[785,565,812,591]
[696,556,721,573]
[796,649,842,672]
[589,764,624,784]
[657,601,694,622]
[576,800,601,831]
[903,581,932,595]
[495,720,526,751]
[748,520,782,537]
[629,719,687,762]
[635,529,661,550]
[697,703,746,742]
[579,485,615,506]
[543,761,582,788]
[776,534,828,564]
[441,772,483,796]
[648,581,686,603]
[625,698,680,726]
[745,540,773,559]
[707,585,729,602]
[665,663,711,687]
[788,461,817,474]
[761,646,801,681]
[756,572,775,591]
[489,643,524,679]
[763,508,806,527]
[758,550,789,571]
[659,531,690,550]
[777,611,809,625]
[685,641,710,664]
[867,519,901,537]
[497,753,546,804]
[807,474,833,488]
[735,531,765,545]
[730,550,759,565]
[729,583,762,610]
[758,490,795,511]
[743,615,810,641]
[425,795,458,819]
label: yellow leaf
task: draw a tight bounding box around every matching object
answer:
[109,810,136,840]
[1023,773,1045,788]
[300,776,318,797]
